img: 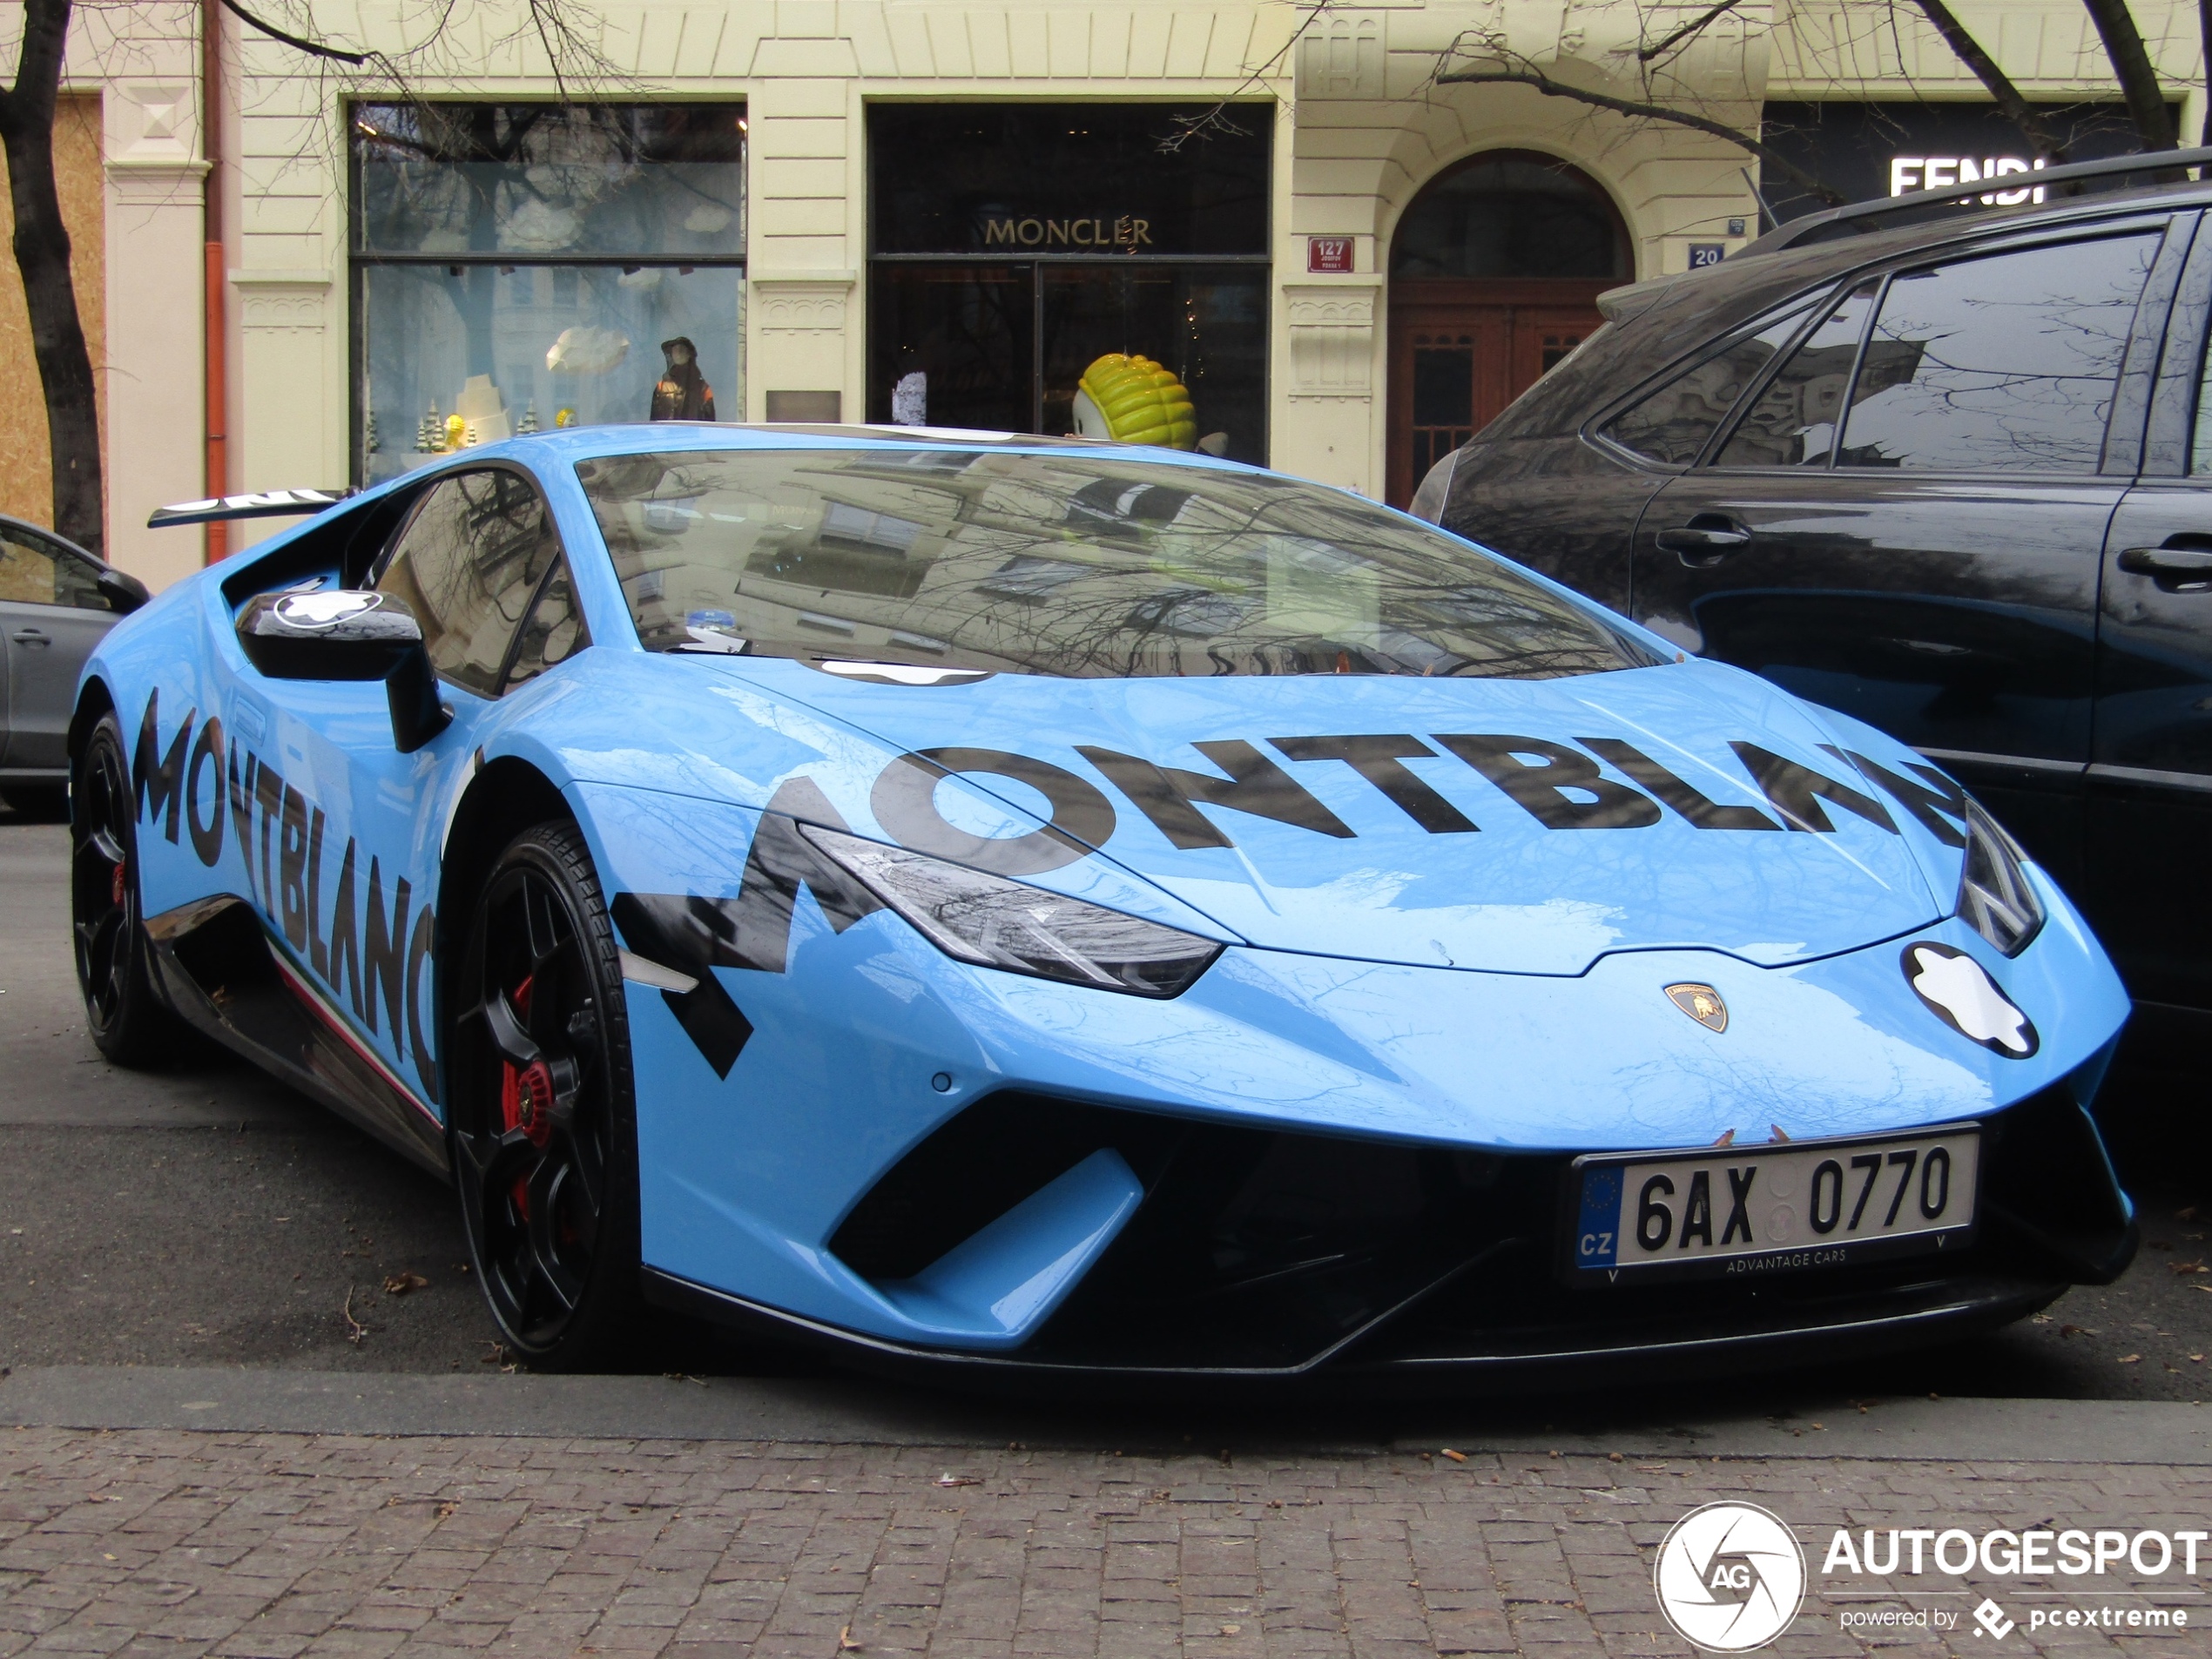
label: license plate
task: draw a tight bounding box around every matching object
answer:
[1566,1124,1980,1285]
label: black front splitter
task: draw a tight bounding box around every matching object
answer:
[640,1265,2065,1399]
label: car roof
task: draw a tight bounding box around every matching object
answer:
[396,421,1276,485]
[1737,144,2212,257]
[474,421,1227,462]
[1480,173,2209,445]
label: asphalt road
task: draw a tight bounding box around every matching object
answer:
[5,799,2211,1419]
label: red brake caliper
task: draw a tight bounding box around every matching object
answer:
[111,862,125,908]
[497,976,550,1217]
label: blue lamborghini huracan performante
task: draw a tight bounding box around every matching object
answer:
[76,426,2134,1385]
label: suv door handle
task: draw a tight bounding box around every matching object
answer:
[10,627,49,645]
[2118,543,2212,592]
[1654,516,1751,567]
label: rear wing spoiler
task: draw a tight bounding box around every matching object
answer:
[148,489,356,529]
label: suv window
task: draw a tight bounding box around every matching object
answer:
[2192,329,2212,475]
[1836,233,2161,473]
[1602,301,1815,465]
[1715,282,1878,467]
[0,529,105,610]
[374,469,562,697]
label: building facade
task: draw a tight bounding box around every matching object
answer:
[35,0,2212,585]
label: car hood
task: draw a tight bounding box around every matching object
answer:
[685,656,1948,977]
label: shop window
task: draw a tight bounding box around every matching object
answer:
[866,105,1271,462]
[351,104,745,484]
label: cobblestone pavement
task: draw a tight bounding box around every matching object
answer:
[0,1426,2203,1658]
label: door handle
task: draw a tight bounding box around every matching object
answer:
[10,627,49,645]
[1654,517,1751,567]
[2118,543,2212,592]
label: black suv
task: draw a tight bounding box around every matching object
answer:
[1430,156,2212,1043]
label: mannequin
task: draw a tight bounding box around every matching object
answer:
[650,337,716,421]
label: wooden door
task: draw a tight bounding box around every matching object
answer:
[1386,279,1610,508]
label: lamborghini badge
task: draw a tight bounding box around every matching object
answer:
[1665,983,1728,1032]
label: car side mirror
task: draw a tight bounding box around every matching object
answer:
[96,567,150,616]
[235,589,453,753]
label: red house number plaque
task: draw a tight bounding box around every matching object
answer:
[1307,237,1354,273]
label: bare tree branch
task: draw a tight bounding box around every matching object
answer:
[1907,0,2069,158]
[1159,0,1336,152]
[1433,39,1847,206]
[523,0,607,103]
[2078,0,2182,150]
[219,0,367,65]
[1638,0,1746,64]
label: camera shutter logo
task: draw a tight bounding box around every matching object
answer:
[1653,1501,1806,1651]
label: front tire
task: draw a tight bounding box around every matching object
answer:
[71,713,192,1065]
[451,820,645,1369]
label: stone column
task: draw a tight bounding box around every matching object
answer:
[1275,279,1383,496]
[104,82,207,590]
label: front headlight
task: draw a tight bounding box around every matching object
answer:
[1957,797,2044,957]
[801,825,1224,997]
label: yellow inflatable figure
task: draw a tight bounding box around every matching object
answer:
[1072,353,1197,449]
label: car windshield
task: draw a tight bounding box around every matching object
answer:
[574,446,1658,679]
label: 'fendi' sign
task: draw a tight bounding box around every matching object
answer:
[983,216,1154,247]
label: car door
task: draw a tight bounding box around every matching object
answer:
[1450,290,1837,613]
[2087,222,2212,1015]
[1628,219,2188,891]
[0,525,119,772]
[225,463,585,1121]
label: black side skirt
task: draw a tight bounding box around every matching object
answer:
[143,894,449,1177]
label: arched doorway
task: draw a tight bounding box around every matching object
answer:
[1385,152,1631,506]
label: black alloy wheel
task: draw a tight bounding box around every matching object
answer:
[452,821,644,1368]
[71,712,189,1065]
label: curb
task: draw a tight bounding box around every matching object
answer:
[1,1366,2205,1462]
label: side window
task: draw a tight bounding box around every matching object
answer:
[1837,233,2161,473]
[374,469,560,697]
[1714,282,1878,467]
[1602,301,1814,466]
[2191,330,2212,475]
[0,531,106,610]
[502,562,589,691]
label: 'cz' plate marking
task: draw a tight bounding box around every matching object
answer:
[1568,1125,1979,1285]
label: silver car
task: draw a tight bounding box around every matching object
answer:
[0,516,146,814]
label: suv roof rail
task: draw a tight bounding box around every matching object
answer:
[1737,144,2212,258]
